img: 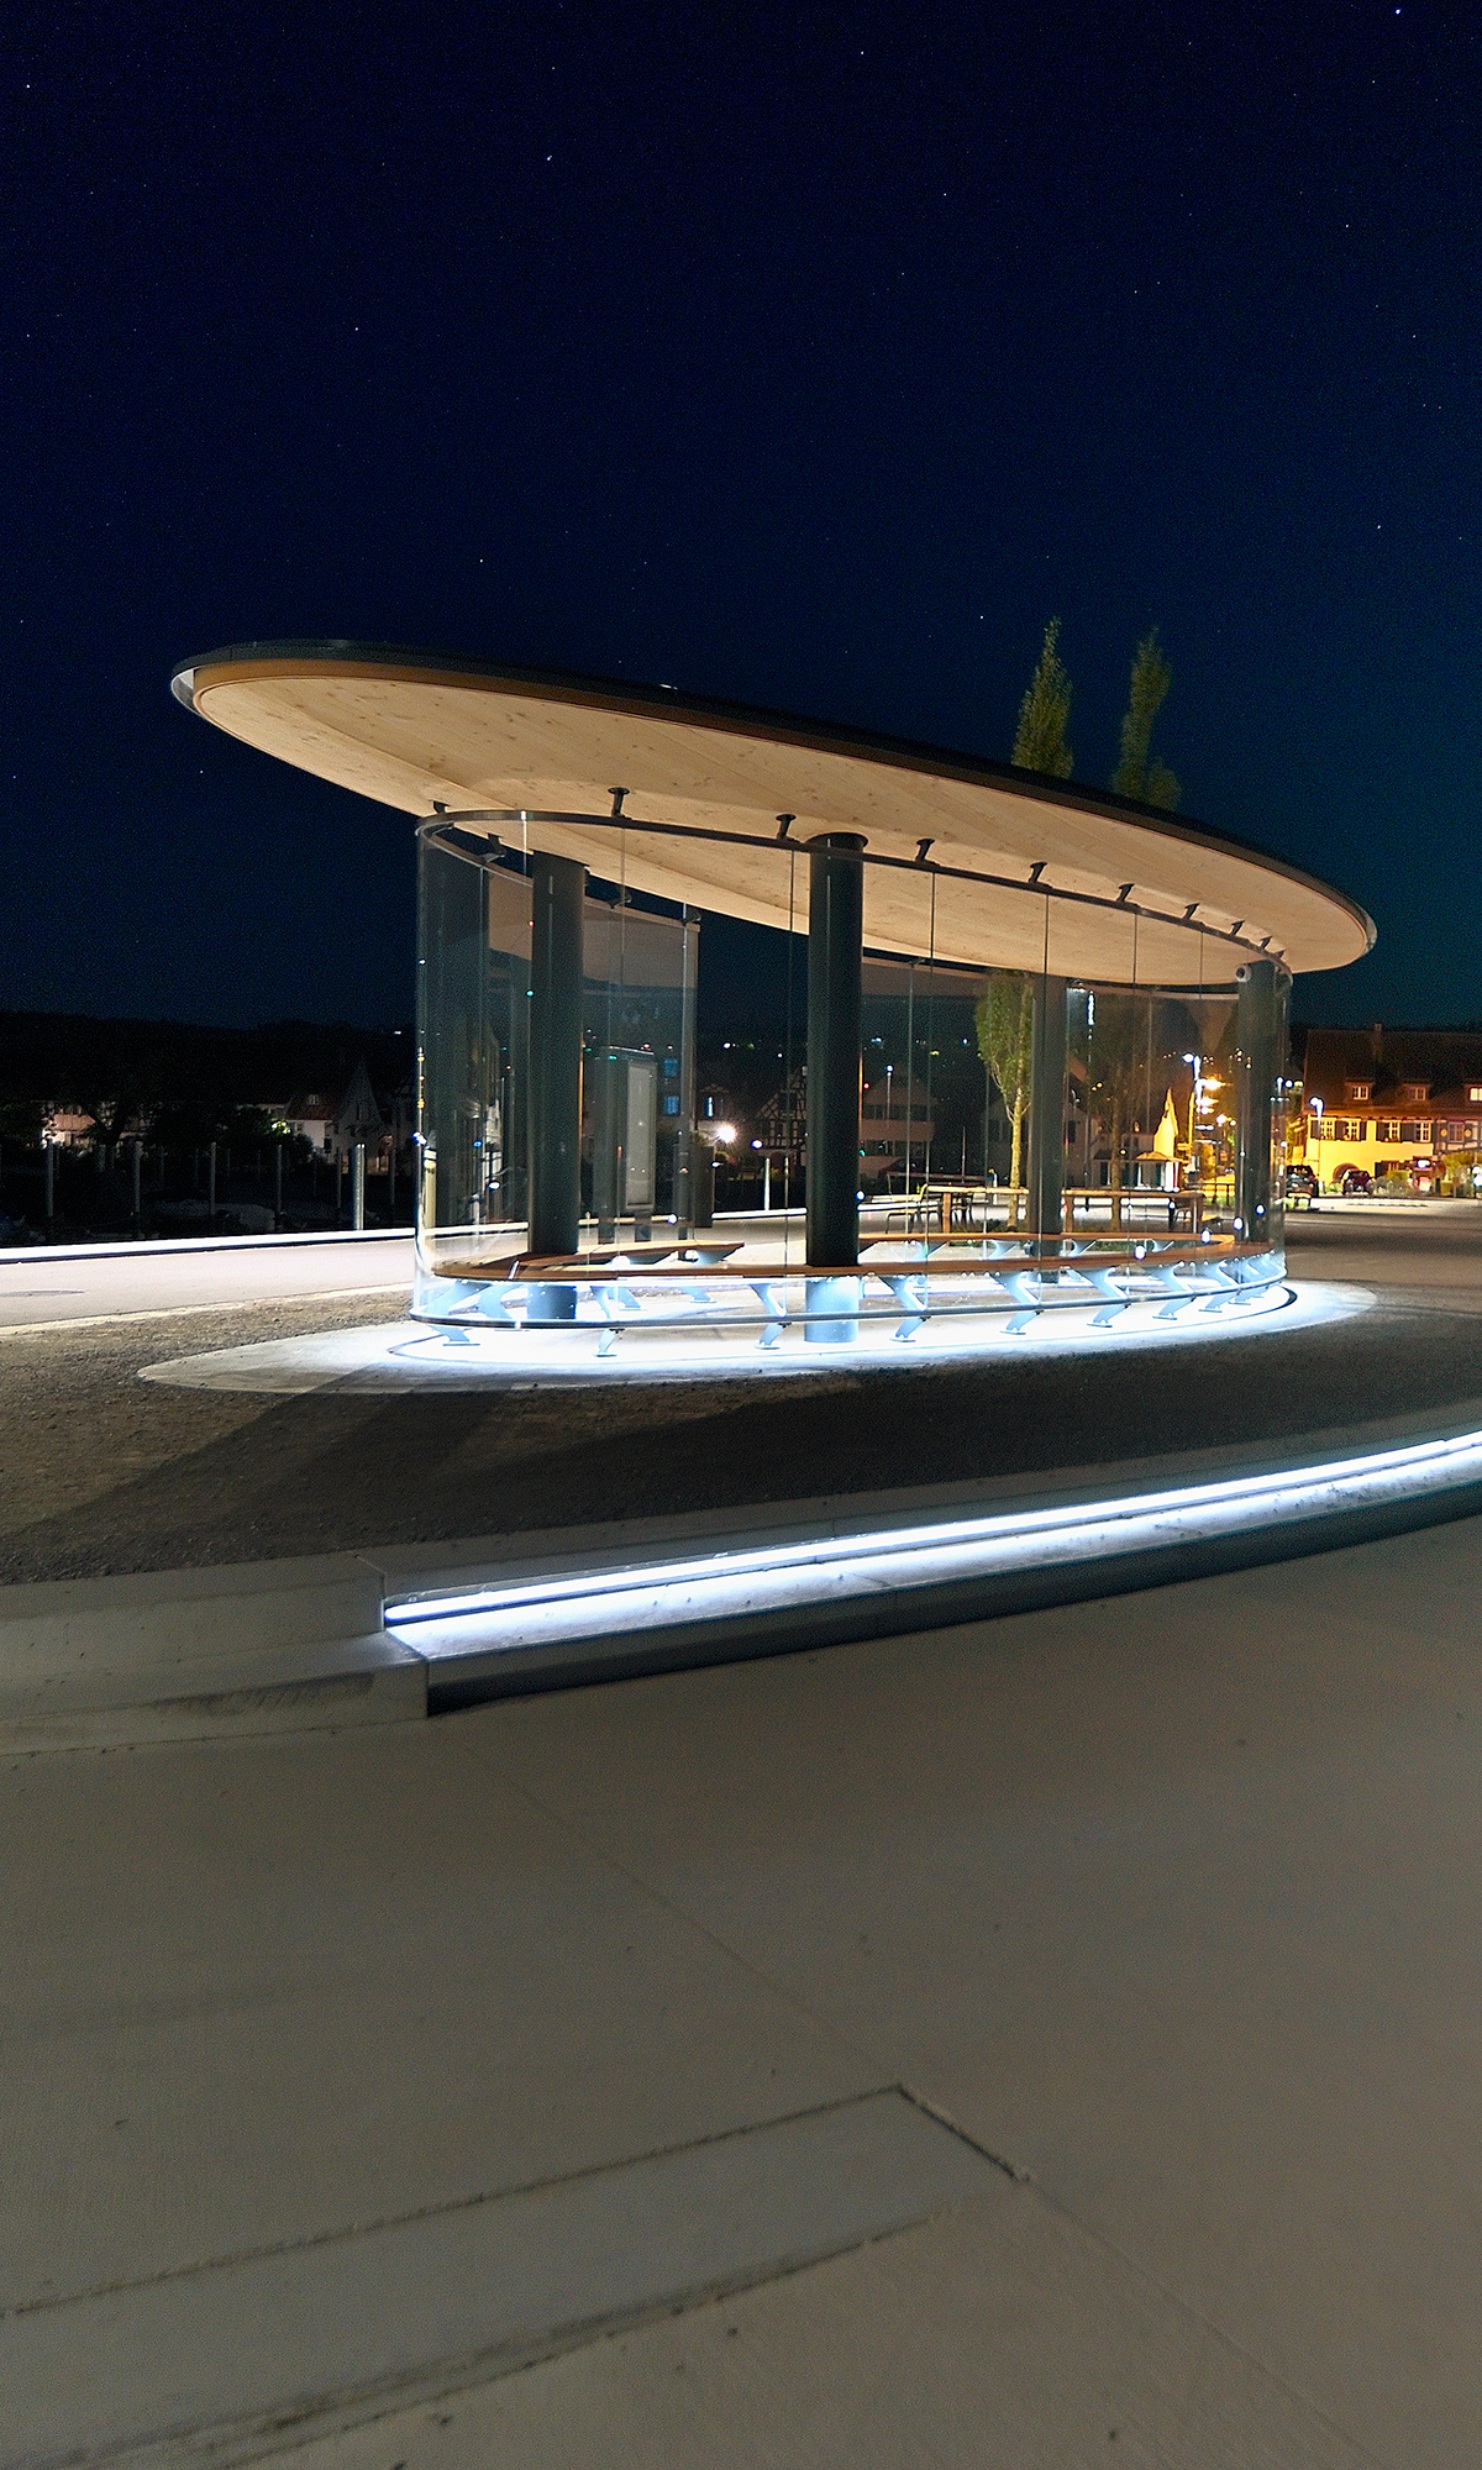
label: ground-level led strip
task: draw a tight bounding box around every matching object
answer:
[385,1425,1482,1664]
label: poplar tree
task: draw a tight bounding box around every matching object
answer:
[1112,628,1180,809]
[975,974,1034,1207]
[1011,618,1074,777]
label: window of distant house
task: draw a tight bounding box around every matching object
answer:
[1346,1082,1372,1101]
[1400,1119,1431,1144]
[1469,1085,1482,1104]
[1331,1117,1364,1142]
[1403,1083,1429,1102]
[1377,1118,1402,1141]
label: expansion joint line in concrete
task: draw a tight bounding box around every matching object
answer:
[0,2087,942,2327]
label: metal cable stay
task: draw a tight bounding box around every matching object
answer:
[419,807,1289,970]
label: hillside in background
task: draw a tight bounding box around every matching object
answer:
[0,1013,414,1131]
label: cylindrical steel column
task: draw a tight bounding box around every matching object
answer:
[805,834,866,1271]
[674,906,700,1231]
[1236,958,1279,1246]
[1027,975,1068,1246]
[528,850,586,1265]
[351,1141,366,1231]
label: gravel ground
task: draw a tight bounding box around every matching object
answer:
[2,1217,1482,1583]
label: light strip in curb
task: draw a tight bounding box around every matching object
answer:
[387,1424,1482,1662]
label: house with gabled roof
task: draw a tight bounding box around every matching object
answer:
[1298,1026,1482,1191]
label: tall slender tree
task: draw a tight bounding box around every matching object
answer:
[1112,629,1180,810]
[975,974,1034,1210]
[1011,618,1074,777]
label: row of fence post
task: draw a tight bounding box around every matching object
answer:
[4,1136,381,1236]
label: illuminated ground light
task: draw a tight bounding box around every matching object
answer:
[386,1413,1482,1672]
[141,1279,1370,1394]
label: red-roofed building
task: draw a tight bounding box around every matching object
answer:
[1297,1027,1482,1192]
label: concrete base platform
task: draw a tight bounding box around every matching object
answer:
[138,1278,1364,1391]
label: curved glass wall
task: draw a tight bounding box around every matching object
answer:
[415,820,1289,1363]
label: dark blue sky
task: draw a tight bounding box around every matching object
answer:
[2,0,1477,1027]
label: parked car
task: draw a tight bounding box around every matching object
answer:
[1284,1162,1319,1200]
[1335,1164,1373,1196]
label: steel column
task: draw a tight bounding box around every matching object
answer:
[806,833,865,1277]
[1236,958,1279,1246]
[528,851,586,1272]
[1027,975,1069,1244]
[675,906,701,1230]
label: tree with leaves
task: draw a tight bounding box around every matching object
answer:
[975,973,1034,1210]
[1011,618,1074,777]
[1112,629,1180,809]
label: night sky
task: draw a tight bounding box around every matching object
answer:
[3,1,1477,1030]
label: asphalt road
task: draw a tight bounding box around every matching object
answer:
[2,1213,1482,1584]
[0,1231,413,1329]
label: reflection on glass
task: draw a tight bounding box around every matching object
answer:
[414,821,1291,1351]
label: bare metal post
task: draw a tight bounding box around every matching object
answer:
[805,833,865,1270]
[527,851,586,1319]
[1028,976,1069,1247]
[675,906,700,1231]
[805,832,865,1342]
[1236,959,1280,1247]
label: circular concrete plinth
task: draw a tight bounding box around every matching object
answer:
[141,1279,1371,1394]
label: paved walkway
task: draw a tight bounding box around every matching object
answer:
[7,1512,1482,2465]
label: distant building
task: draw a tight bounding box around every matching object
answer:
[754,1070,805,1174]
[270,1093,335,1152]
[267,1059,386,1161]
[329,1058,385,1160]
[1298,1026,1482,1191]
[859,1073,933,1184]
[40,1105,95,1150]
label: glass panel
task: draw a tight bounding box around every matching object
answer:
[415,832,530,1282]
[413,819,1290,1350]
[582,881,692,1236]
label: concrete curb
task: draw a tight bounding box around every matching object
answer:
[7,1397,1482,1753]
[0,1556,422,1751]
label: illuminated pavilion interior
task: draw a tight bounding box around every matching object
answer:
[173,643,1373,1370]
